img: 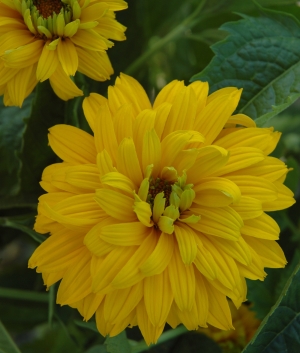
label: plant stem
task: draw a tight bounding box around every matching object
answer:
[125,0,207,76]
[0,287,49,303]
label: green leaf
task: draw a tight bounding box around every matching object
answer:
[84,345,108,353]
[243,258,300,353]
[74,320,99,333]
[0,96,32,197]
[246,250,300,320]
[105,331,131,353]
[0,320,21,353]
[0,287,49,303]
[170,332,221,353]
[191,7,300,125]
[0,217,47,243]
[18,81,65,198]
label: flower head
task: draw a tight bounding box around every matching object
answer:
[29,74,295,345]
[0,0,127,106]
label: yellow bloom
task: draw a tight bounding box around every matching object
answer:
[198,302,261,352]
[0,0,127,106]
[29,74,295,345]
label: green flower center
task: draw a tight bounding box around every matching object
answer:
[147,177,172,208]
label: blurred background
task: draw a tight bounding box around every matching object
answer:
[0,0,299,352]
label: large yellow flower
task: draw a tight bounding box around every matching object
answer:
[0,0,127,107]
[29,74,295,345]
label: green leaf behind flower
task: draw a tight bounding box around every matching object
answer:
[243,257,300,353]
[0,320,21,353]
[105,331,131,353]
[191,7,300,125]
[18,81,65,198]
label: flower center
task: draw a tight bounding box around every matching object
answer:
[33,0,63,18]
[147,177,172,208]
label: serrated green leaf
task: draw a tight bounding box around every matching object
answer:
[105,331,131,353]
[191,8,300,125]
[0,320,21,353]
[18,81,65,197]
[0,96,32,197]
[243,258,300,353]
[84,345,108,353]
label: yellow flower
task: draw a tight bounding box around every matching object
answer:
[29,74,295,345]
[0,0,127,107]
[198,302,261,352]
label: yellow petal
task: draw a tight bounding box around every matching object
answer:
[49,64,83,100]
[6,64,38,107]
[65,164,101,190]
[205,280,233,330]
[231,196,263,220]
[56,249,92,305]
[174,223,198,265]
[162,86,197,138]
[212,147,265,176]
[111,233,158,288]
[83,93,108,132]
[194,89,242,145]
[262,181,295,211]
[95,188,136,222]
[190,81,209,115]
[100,222,150,246]
[112,104,134,143]
[193,177,241,207]
[117,137,143,187]
[96,150,117,177]
[71,28,111,51]
[225,175,277,203]
[57,38,78,76]
[153,102,172,140]
[140,232,174,276]
[244,236,286,268]
[187,145,229,183]
[190,206,243,240]
[226,113,256,127]
[133,200,153,227]
[3,40,43,68]
[104,282,143,323]
[142,129,161,178]
[77,47,113,81]
[94,103,118,162]
[36,42,59,81]
[48,125,96,164]
[101,172,135,195]
[144,271,173,326]
[153,80,185,108]
[242,212,279,240]
[0,30,35,56]
[193,242,217,280]
[167,245,195,311]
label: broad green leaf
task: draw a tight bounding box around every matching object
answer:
[105,331,131,353]
[191,8,300,125]
[0,96,32,197]
[246,250,300,320]
[0,320,21,353]
[18,81,65,197]
[243,258,300,352]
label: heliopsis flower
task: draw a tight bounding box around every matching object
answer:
[29,73,295,345]
[198,302,261,352]
[0,0,127,107]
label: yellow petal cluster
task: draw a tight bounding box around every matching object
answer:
[29,74,295,345]
[0,0,127,106]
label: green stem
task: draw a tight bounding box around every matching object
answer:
[0,287,49,303]
[125,0,207,76]
[131,325,188,353]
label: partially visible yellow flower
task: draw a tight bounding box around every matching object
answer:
[29,74,295,345]
[0,0,127,106]
[198,302,261,352]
